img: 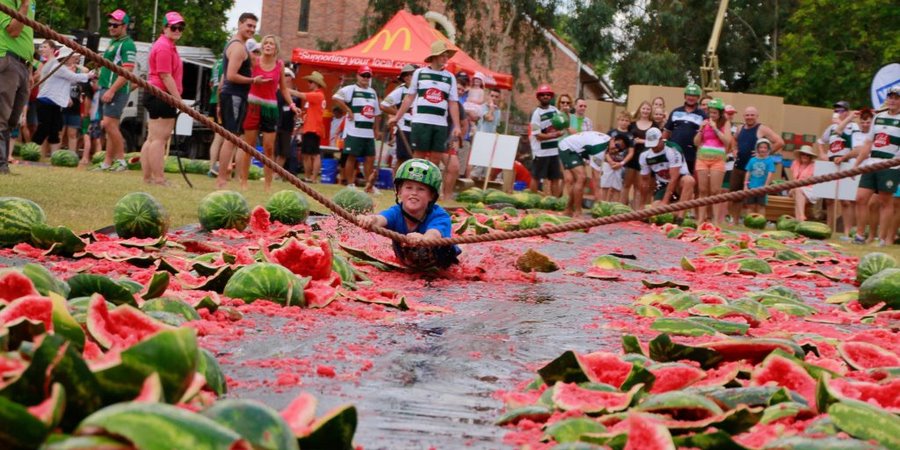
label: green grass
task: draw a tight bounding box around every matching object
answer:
[0,164,403,233]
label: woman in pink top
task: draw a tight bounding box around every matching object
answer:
[139,11,185,185]
[692,98,732,224]
[790,145,818,221]
[238,35,299,191]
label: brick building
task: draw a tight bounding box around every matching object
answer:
[260,0,614,125]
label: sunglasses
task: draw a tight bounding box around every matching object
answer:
[834,108,846,113]
[559,101,571,105]
[359,73,372,78]
[107,22,123,28]
[169,24,185,32]
[538,93,552,97]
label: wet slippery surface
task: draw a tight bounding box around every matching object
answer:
[214,223,823,449]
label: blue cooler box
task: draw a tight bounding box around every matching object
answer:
[321,158,338,184]
[375,168,394,189]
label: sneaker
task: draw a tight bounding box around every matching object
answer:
[874,238,886,248]
[93,163,111,172]
[852,235,867,245]
[208,162,219,177]
[838,235,852,242]
[111,160,127,172]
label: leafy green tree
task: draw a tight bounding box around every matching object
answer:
[35,0,231,49]
[755,0,900,107]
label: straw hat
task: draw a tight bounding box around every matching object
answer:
[797,145,817,158]
[302,71,327,88]
[425,40,456,62]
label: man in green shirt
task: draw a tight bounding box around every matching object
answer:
[0,0,34,174]
[96,8,136,171]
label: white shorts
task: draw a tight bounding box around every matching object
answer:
[589,152,605,172]
[600,162,624,191]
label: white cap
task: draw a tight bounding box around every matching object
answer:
[56,47,76,60]
[245,39,261,53]
[644,127,662,147]
[284,68,295,78]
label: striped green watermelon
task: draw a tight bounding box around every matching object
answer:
[795,221,832,239]
[113,192,169,239]
[223,262,308,307]
[91,150,106,165]
[198,190,251,232]
[50,149,79,167]
[856,252,897,284]
[332,187,373,214]
[265,190,310,225]
[0,197,47,247]
[19,142,41,161]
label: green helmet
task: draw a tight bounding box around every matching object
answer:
[394,158,442,197]
[550,113,568,131]
[707,98,725,110]
[684,84,702,96]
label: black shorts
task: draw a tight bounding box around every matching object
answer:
[729,168,747,193]
[395,130,412,162]
[220,93,248,134]
[625,148,644,170]
[143,93,177,119]
[300,132,321,155]
[531,155,563,181]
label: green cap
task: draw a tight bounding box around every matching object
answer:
[684,84,702,96]
[707,98,725,110]
[395,159,442,198]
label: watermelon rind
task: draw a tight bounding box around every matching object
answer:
[0,393,52,448]
[543,417,607,443]
[776,214,800,232]
[76,402,246,449]
[856,252,897,284]
[202,399,299,450]
[828,400,900,449]
[113,192,169,239]
[198,190,251,232]
[265,190,310,225]
[858,268,900,309]
[837,341,900,371]
[223,262,309,307]
[0,197,47,247]
[743,213,767,230]
[456,188,485,204]
[795,221,832,239]
[196,348,228,396]
[296,404,357,450]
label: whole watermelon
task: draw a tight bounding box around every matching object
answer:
[332,187,374,214]
[50,149,79,167]
[19,142,41,162]
[223,262,308,307]
[185,159,210,175]
[512,192,541,209]
[743,213,767,230]
[113,192,169,239]
[456,188,485,204]
[776,214,800,232]
[265,190,310,225]
[248,165,264,181]
[484,190,518,206]
[11,143,22,157]
[858,268,900,309]
[125,152,142,170]
[856,252,897,284]
[91,150,106,165]
[198,190,251,232]
[591,201,612,218]
[0,197,47,247]
[795,221,832,239]
[163,156,180,173]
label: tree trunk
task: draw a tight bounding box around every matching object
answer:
[87,0,100,33]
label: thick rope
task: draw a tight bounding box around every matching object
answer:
[6,6,896,249]
[0,4,412,245]
[416,157,900,247]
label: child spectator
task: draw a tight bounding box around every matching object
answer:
[743,138,777,216]
[463,72,486,119]
[358,159,461,270]
[601,135,632,202]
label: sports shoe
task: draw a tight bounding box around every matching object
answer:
[852,235,866,245]
[93,163,111,171]
[207,162,219,177]
[874,238,886,248]
[111,160,127,172]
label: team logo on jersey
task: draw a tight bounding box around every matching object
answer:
[874,133,890,147]
[829,139,845,153]
[361,105,375,119]
[424,88,444,104]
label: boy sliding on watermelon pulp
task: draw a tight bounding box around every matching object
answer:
[359,159,461,270]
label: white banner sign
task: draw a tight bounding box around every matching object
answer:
[809,161,859,201]
[469,132,519,170]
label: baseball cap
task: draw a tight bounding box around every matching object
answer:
[833,100,850,110]
[724,104,736,114]
[245,39,260,53]
[644,127,662,147]
[283,68,295,79]
[107,9,130,24]
[357,65,372,75]
[163,11,185,26]
[888,86,900,97]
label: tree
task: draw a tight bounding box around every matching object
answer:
[558,0,622,76]
[35,0,231,49]
[754,0,900,107]
[610,0,796,95]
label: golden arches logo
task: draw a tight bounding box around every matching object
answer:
[362,28,412,53]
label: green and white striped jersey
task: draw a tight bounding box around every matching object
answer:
[407,68,458,126]
[867,112,900,164]
[820,122,860,158]
[530,106,561,157]
[382,84,412,133]
[333,84,381,139]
